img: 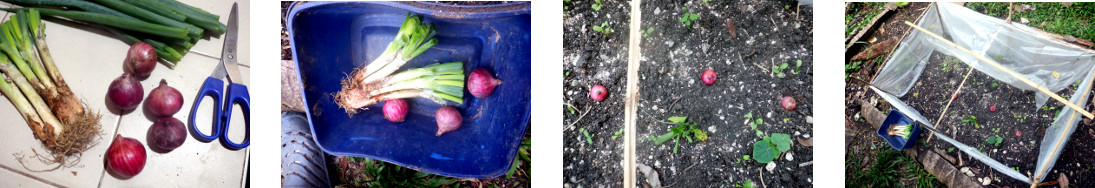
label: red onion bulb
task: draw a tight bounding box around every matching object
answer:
[149,117,186,151]
[781,96,797,111]
[107,73,143,111]
[702,70,717,85]
[145,79,183,117]
[589,85,607,101]
[107,135,146,179]
[467,68,502,98]
[124,42,157,79]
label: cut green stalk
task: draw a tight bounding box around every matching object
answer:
[183,13,226,35]
[0,68,51,143]
[93,0,203,38]
[0,0,138,20]
[24,8,190,40]
[8,13,55,91]
[0,61,62,137]
[118,0,186,21]
[356,14,438,84]
[159,0,221,21]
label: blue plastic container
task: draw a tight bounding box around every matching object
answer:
[287,2,531,178]
[877,109,922,150]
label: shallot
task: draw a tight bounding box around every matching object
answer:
[702,70,717,85]
[383,99,409,122]
[590,85,607,101]
[435,106,462,136]
[781,96,796,111]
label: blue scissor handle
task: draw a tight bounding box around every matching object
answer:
[189,77,224,142]
[220,82,250,149]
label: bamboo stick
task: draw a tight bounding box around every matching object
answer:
[623,0,643,186]
[903,21,1094,119]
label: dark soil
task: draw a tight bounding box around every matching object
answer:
[563,0,813,187]
[846,2,1095,187]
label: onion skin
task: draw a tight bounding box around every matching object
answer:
[107,135,146,179]
[589,85,607,101]
[702,70,717,85]
[124,42,157,79]
[383,99,409,122]
[435,106,462,136]
[145,79,183,117]
[107,73,144,111]
[781,96,796,111]
[149,117,186,151]
[467,68,502,98]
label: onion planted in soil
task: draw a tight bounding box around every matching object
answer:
[148,117,186,151]
[467,68,502,98]
[590,85,607,101]
[781,96,796,111]
[435,106,462,136]
[107,135,146,179]
[383,99,409,122]
[702,70,717,85]
[107,73,143,111]
[144,79,183,117]
[124,42,157,78]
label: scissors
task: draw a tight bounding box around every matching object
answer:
[189,3,249,149]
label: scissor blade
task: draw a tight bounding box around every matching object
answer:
[220,3,244,84]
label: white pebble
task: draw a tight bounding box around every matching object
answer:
[765,162,776,172]
[785,153,794,161]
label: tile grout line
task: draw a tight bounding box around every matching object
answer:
[98,114,123,187]
[0,163,65,187]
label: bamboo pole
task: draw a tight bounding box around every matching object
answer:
[623,0,643,186]
[903,21,1095,119]
[925,68,974,143]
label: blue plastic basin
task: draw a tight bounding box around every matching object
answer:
[287,1,531,178]
[877,109,922,150]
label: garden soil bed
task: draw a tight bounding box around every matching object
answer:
[563,0,813,187]
[846,2,1095,187]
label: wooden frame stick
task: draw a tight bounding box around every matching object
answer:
[903,21,1094,119]
[623,0,643,187]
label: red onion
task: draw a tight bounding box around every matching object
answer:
[148,117,186,151]
[589,85,607,101]
[107,73,143,111]
[107,135,146,179]
[702,70,717,85]
[467,68,502,98]
[124,42,157,79]
[435,106,462,136]
[781,96,796,111]
[383,99,409,122]
[989,105,997,112]
[144,79,183,117]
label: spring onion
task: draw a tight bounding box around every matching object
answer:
[335,14,463,114]
[888,124,913,139]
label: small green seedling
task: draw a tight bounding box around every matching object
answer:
[642,27,654,38]
[567,105,576,114]
[592,21,615,34]
[985,135,1003,146]
[992,82,999,87]
[651,116,708,153]
[580,128,593,144]
[962,115,979,129]
[591,0,603,11]
[752,133,792,163]
[679,7,700,31]
[612,128,624,140]
[773,62,790,78]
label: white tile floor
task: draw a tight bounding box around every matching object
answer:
[0,1,250,187]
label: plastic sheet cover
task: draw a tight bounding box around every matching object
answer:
[871,3,1095,108]
[869,3,1095,184]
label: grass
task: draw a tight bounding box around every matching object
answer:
[846,148,942,187]
[845,2,888,38]
[967,2,1095,46]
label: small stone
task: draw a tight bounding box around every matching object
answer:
[765,162,777,172]
[666,41,675,48]
[1020,18,1030,24]
[794,131,801,136]
[803,134,811,138]
[960,167,974,177]
[785,153,794,161]
[708,126,717,133]
[982,177,991,185]
[767,112,773,119]
[701,44,710,53]
[806,116,813,124]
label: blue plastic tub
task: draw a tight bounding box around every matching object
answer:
[877,109,922,150]
[287,1,531,178]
